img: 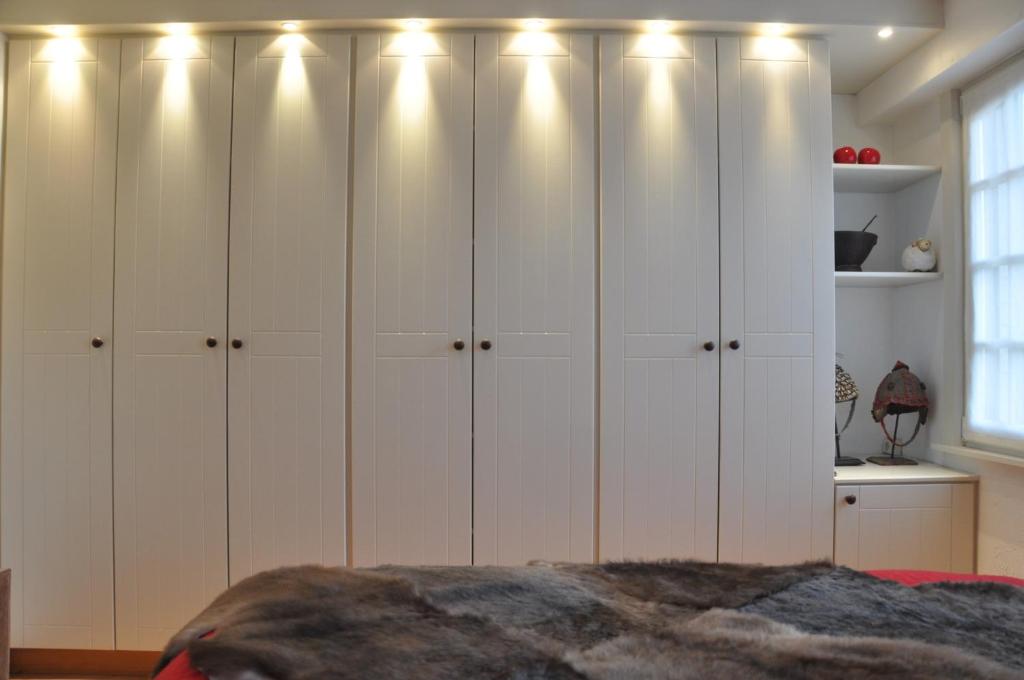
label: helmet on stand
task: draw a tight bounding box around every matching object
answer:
[871,361,929,448]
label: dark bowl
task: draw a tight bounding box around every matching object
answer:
[834,231,878,272]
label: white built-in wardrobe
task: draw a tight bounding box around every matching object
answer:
[0,31,834,650]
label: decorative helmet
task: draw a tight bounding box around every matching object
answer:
[871,361,929,445]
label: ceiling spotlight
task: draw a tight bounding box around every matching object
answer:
[525,18,546,30]
[404,18,425,30]
[878,26,894,39]
[281,21,299,31]
[761,23,788,37]
[50,25,76,38]
[649,20,671,33]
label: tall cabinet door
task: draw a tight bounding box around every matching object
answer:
[112,36,232,650]
[228,34,350,581]
[474,33,597,565]
[599,35,719,562]
[1,38,119,649]
[351,33,474,567]
[717,37,835,564]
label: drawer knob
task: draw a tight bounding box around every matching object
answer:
[453,339,465,351]
[844,494,857,505]
[206,337,219,348]
[480,339,493,351]
[703,341,716,352]
[91,337,105,349]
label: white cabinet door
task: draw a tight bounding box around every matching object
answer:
[228,34,349,581]
[717,37,835,564]
[112,36,232,650]
[834,484,976,571]
[1,38,119,649]
[599,35,719,562]
[474,33,596,565]
[351,33,474,567]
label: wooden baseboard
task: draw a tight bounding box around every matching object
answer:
[11,648,161,677]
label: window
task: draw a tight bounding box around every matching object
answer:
[963,54,1024,451]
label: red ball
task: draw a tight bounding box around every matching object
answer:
[833,146,857,164]
[858,147,881,164]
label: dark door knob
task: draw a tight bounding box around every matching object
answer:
[453,339,465,351]
[703,341,716,352]
[231,338,244,349]
[480,339,493,351]
[206,337,218,348]
[844,495,857,505]
[91,337,104,348]
[729,339,741,350]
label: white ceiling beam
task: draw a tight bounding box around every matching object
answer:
[0,0,943,33]
[857,0,1024,123]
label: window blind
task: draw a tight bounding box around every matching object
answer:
[963,54,1024,451]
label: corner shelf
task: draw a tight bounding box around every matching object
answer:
[835,271,942,288]
[833,164,941,193]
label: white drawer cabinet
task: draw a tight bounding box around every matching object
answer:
[834,463,977,572]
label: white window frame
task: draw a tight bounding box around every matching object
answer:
[962,53,1024,456]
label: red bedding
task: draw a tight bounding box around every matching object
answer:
[867,569,1024,588]
[153,569,1024,680]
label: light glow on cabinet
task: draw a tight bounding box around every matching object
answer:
[153,35,202,110]
[524,56,557,118]
[274,34,310,94]
[631,34,685,59]
[744,36,805,61]
[397,55,428,112]
[505,31,564,57]
[40,38,86,99]
[389,31,445,57]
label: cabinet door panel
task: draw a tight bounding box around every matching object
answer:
[718,37,835,564]
[351,34,474,567]
[835,482,971,571]
[112,36,232,650]
[228,34,349,580]
[474,33,596,565]
[1,38,119,649]
[599,35,719,562]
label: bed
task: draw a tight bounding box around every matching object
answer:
[152,561,1024,680]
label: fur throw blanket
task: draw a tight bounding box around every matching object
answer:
[155,561,1024,679]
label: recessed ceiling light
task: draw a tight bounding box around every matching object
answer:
[50,25,76,38]
[649,20,672,33]
[525,18,546,30]
[878,26,894,39]
[404,18,425,30]
[281,21,299,31]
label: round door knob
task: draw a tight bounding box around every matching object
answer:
[91,337,104,349]
[844,494,857,505]
[729,339,741,350]
[480,339,493,351]
[206,337,218,348]
[703,341,716,352]
[231,338,244,349]
[453,339,466,351]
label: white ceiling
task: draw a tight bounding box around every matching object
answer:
[826,25,940,94]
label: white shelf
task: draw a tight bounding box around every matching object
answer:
[835,271,942,288]
[834,460,978,485]
[833,164,941,193]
